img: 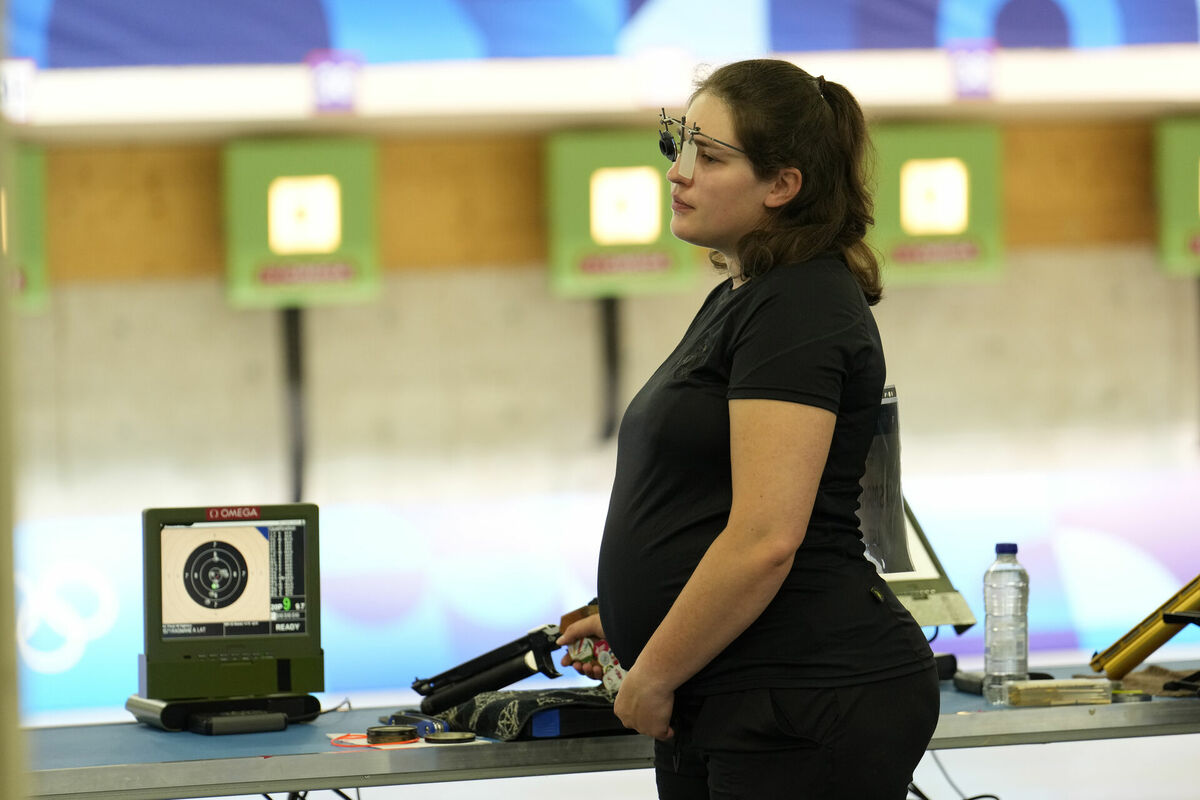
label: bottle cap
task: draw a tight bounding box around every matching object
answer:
[995,543,1018,554]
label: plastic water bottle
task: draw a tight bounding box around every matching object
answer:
[983,542,1029,705]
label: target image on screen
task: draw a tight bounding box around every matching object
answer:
[160,519,308,640]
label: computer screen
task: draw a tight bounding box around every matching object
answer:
[139,504,324,701]
[160,516,310,640]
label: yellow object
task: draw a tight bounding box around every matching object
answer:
[1090,573,1200,680]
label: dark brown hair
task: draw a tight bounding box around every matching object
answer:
[691,59,882,304]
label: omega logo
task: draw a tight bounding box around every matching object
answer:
[206,507,261,521]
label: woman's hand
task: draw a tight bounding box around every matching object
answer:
[613,666,675,740]
[556,613,607,681]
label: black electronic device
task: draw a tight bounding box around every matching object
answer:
[861,387,976,633]
[125,504,325,733]
[187,709,288,735]
[126,692,320,733]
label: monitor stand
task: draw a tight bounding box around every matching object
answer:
[125,692,320,734]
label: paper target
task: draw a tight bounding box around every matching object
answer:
[161,525,270,626]
[183,541,249,609]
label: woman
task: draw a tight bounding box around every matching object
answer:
[559,59,938,799]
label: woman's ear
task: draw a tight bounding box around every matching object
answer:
[764,167,803,208]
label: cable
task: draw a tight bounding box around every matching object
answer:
[320,697,353,714]
[931,751,1000,800]
[926,626,940,644]
[908,781,932,799]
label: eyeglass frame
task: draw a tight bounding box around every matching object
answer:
[658,108,747,178]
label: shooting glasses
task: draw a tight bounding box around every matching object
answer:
[658,108,747,179]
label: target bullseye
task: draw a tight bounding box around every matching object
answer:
[183,541,249,609]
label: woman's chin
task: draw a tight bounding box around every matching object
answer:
[669,221,701,247]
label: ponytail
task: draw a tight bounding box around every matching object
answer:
[820,78,882,305]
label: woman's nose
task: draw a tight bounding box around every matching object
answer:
[666,157,688,185]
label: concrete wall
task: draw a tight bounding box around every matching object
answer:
[16,243,1196,523]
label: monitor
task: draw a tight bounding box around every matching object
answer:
[137,503,324,702]
[860,387,976,633]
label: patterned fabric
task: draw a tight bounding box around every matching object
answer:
[436,685,620,741]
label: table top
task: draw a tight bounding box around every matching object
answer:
[26,672,1200,800]
[28,704,651,800]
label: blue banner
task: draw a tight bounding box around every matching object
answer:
[7,0,1199,69]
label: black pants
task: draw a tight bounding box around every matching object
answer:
[654,665,939,800]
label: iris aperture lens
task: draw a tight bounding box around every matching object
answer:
[658,128,678,161]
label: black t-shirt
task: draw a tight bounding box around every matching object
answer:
[597,257,932,695]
